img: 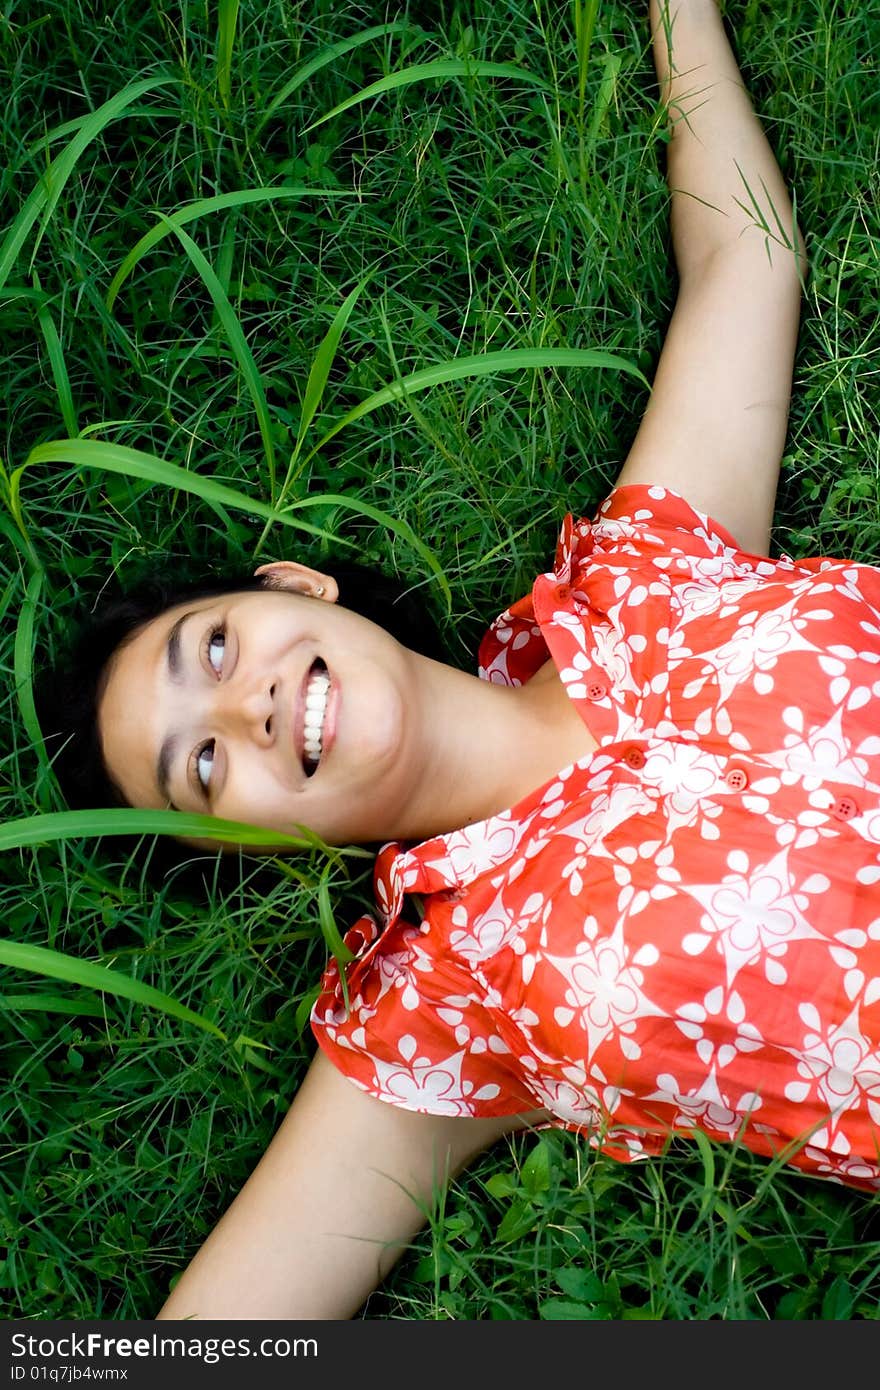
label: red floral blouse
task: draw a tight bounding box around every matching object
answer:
[311,485,880,1190]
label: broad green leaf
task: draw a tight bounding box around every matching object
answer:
[540,1298,605,1320]
[0,939,226,1040]
[304,59,554,133]
[520,1137,552,1197]
[496,1198,538,1243]
[556,1268,606,1303]
[27,106,182,153]
[821,1275,854,1320]
[484,1172,519,1199]
[0,74,179,292]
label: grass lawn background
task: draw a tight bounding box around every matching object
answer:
[1,0,879,1318]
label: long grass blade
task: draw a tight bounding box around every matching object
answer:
[15,439,451,607]
[217,0,240,108]
[0,807,306,852]
[256,21,422,134]
[573,0,600,112]
[587,53,622,153]
[26,106,182,154]
[0,73,179,292]
[317,877,356,967]
[15,439,337,545]
[14,570,52,807]
[0,940,227,1040]
[304,59,554,133]
[34,283,79,437]
[305,346,649,459]
[0,808,374,862]
[105,187,353,312]
[0,992,110,1020]
[156,214,276,496]
[270,278,368,525]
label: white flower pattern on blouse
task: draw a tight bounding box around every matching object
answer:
[312,485,880,1190]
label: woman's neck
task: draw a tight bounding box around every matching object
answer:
[391,655,598,842]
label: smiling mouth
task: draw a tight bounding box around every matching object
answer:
[302,658,330,777]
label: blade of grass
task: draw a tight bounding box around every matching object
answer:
[34,278,79,437]
[303,346,650,462]
[261,277,368,542]
[217,0,240,108]
[251,492,451,606]
[0,73,179,292]
[105,187,354,312]
[14,438,341,546]
[15,439,451,608]
[26,105,183,154]
[0,992,111,1020]
[0,807,306,851]
[586,53,622,158]
[0,940,226,1040]
[255,20,423,134]
[14,569,52,809]
[573,0,600,107]
[155,214,276,497]
[316,876,356,967]
[0,808,373,864]
[304,58,554,133]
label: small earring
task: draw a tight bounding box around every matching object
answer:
[313,585,325,598]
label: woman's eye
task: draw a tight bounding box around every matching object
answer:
[196,741,215,791]
[207,630,225,674]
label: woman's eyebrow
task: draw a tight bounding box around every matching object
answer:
[167,610,191,683]
[156,610,194,807]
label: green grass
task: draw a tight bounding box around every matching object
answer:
[1,0,879,1319]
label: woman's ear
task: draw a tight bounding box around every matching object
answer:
[253,561,339,604]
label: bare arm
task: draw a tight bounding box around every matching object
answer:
[156,1049,538,1320]
[615,1,807,554]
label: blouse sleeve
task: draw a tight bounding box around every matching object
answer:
[310,912,539,1120]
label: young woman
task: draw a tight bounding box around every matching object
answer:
[43,2,880,1318]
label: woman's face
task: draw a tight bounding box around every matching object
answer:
[96,562,427,848]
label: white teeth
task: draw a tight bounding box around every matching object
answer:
[303,668,330,766]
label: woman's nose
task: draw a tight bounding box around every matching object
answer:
[219,680,276,745]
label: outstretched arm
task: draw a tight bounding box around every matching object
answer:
[156,1049,536,1320]
[615,0,807,554]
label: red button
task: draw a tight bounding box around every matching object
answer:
[554,583,571,601]
[833,796,859,821]
[586,681,608,700]
[623,745,646,769]
[724,766,749,791]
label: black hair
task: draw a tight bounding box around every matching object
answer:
[34,557,453,887]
